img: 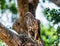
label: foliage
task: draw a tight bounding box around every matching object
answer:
[9,3,17,14]
[41,24,58,46]
[44,8,60,24]
[0,39,7,46]
[57,25,60,34]
[0,0,7,13]
[43,8,60,46]
[0,0,18,14]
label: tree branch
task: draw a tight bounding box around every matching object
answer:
[0,23,43,46]
[0,23,21,46]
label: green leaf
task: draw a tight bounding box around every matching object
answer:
[9,3,17,14]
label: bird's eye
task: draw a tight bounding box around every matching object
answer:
[17,23,20,25]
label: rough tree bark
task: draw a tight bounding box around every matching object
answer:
[17,0,39,17]
[28,0,39,17]
[0,0,44,46]
[0,23,20,46]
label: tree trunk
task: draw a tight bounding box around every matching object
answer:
[13,0,44,46]
[28,0,39,17]
[17,0,39,17]
[0,0,44,46]
[13,0,40,34]
[17,0,28,16]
